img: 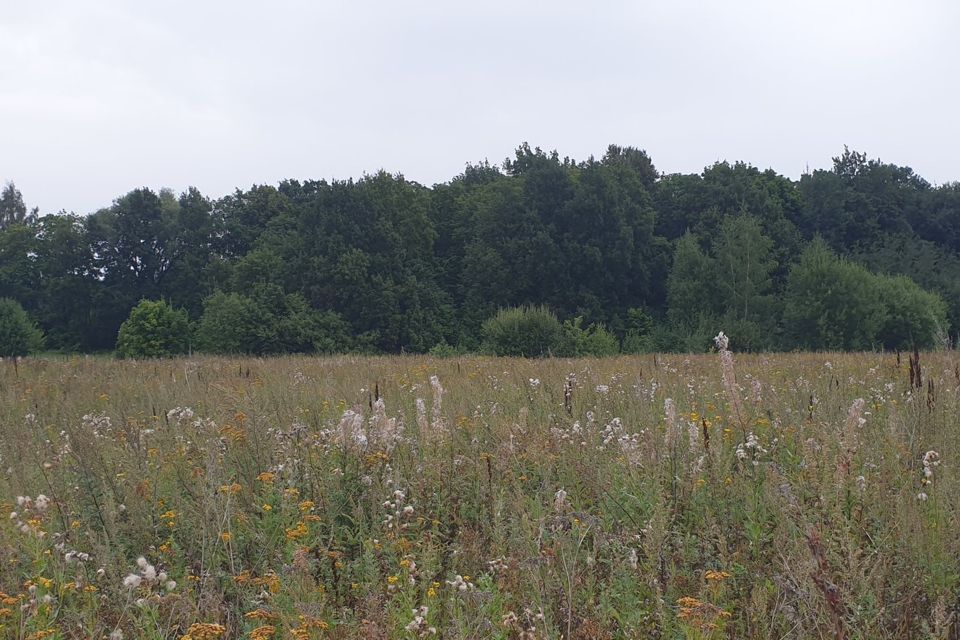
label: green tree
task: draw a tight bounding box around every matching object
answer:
[0,182,38,229]
[0,223,39,308]
[712,214,779,350]
[196,286,352,355]
[116,300,191,358]
[195,291,263,354]
[666,232,716,326]
[782,239,885,350]
[481,306,563,357]
[558,317,620,357]
[0,298,43,356]
[875,274,948,350]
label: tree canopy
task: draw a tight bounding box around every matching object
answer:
[1,143,956,355]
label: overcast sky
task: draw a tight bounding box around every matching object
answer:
[2,0,958,215]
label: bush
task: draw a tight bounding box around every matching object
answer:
[195,292,262,354]
[196,287,353,355]
[876,274,949,350]
[559,317,620,357]
[116,300,191,358]
[782,240,885,350]
[428,340,461,358]
[0,298,44,356]
[481,306,563,357]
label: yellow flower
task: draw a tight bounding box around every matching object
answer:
[262,504,272,512]
[245,609,276,620]
[705,570,731,581]
[256,471,275,483]
[180,623,226,640]
[285,521,308,540]
[250,626,276,640]
[298,500,315,512]
[219,532,232,543]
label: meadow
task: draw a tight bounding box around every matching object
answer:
[0,346,957,639]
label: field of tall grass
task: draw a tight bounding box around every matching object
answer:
[0,347,957,639]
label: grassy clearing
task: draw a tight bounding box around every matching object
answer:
[0,351,958,639]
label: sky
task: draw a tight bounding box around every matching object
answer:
[2,0,959,215]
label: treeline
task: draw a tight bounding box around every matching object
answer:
[0,144,957,356]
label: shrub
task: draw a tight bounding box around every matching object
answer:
[0,298,44,356]
[559,317,620,357]
[428,340,461,358]
[116,300,191,358]
[481,305,563,357]
[196,287,353,355]
[782,240,885,350]
[195,292,262,354]
[876,274,949,350]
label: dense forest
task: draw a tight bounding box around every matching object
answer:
[1,144,957,356]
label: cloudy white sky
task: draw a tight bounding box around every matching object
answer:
[2,0,958,215]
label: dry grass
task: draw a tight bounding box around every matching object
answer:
[0,351,958,639]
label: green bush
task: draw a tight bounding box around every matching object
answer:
[195,292,261,354]
[782,240,885,350]
[876,274,949,350]
[559,317,620,357]
[116,300,191,358]
[196,286,353,355]
[428,340,461,358]
[0,298,44,356]
[481,305,563,357]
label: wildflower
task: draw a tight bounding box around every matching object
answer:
[664,398,678,450]
[415,398,429,433]
[405,606,437,636]
[285,521,308,540]
[921,450,941,485]
[180,623,226,640]
[123,574,142,589]
[298,500,315,512]
[250,626,276,640]
[554,488,569,513]
[487,556,509,573]
[713,332,729,351]
[446,575,473,592]
[245,609,277,620]
[705,570,731,581]
[256,471,275,483]
[337,409,368,448]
